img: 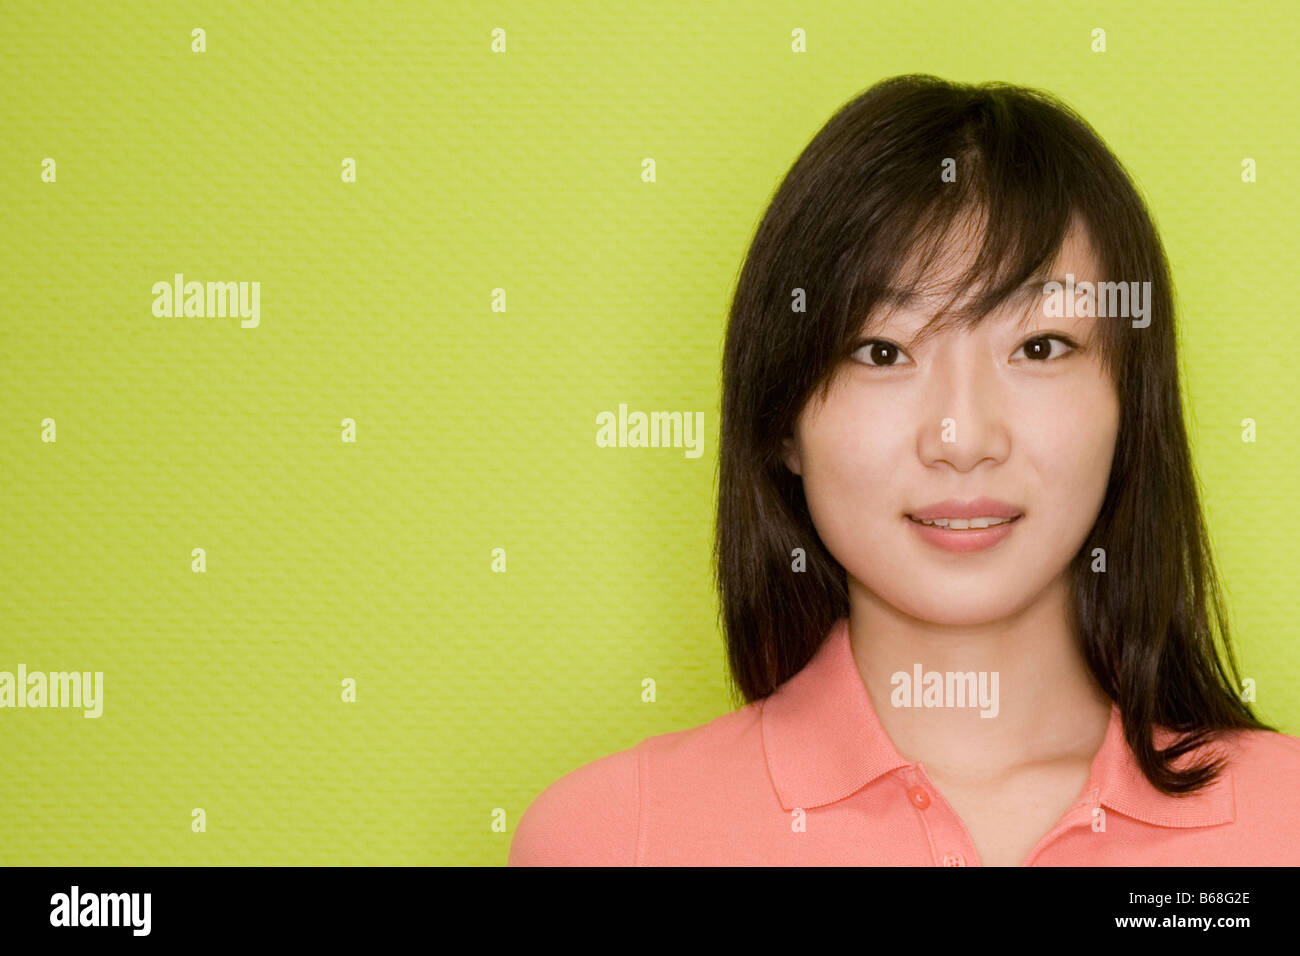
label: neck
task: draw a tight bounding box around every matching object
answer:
[847,571,1113,781]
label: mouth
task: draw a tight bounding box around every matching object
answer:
[903,503,1024,553]
[905,497,1024,526]
[905,514,1023,530]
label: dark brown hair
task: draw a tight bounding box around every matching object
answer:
[714,74,1270,795]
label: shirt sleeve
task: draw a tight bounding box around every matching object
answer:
[507,745,641,866]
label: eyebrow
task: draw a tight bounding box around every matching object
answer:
[867,275,1082,340]
[875,275,1074,312]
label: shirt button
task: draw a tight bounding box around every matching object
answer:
[907,786,931,809]
[942,853,966,866]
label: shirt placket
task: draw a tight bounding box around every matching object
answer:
[1019,787,1104,866]
[897,765,981,867]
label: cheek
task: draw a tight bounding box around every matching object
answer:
[1014,376,1120,516]
[798,392,909,531]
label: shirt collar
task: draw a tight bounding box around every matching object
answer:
[759,616,1235,826]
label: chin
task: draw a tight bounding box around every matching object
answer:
[901,596,1019,627]
[869,572,1026,619]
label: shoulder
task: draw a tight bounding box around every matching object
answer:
[1222,724,1300,778]
[507,742,641,867]
[508,704,763,866]
[1219,725,1300,829]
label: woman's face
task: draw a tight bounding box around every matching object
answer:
[782,220,1121,626]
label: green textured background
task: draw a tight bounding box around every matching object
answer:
[1,1,1296,865]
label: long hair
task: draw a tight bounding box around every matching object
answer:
[714,74,1270,795]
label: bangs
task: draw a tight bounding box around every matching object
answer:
[829,81,1133,381]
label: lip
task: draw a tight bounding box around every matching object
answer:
[906,497,1023,522]
[904,498,1025,555]
[906,513,1021,553]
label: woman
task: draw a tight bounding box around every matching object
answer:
[509,74,1300,866]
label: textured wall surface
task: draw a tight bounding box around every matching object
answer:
[1,1,1295,865]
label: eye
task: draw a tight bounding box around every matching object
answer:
[1014,334,1078,362]
[851,338,913,368]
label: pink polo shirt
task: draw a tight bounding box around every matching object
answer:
[509,616,1300,865]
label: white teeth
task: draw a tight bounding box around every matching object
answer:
[910,516,1014,529]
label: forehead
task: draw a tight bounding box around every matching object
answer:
[872,213,1103,321]
[1049,221,1102,277]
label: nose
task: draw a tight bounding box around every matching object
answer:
[916,338,1011,472]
